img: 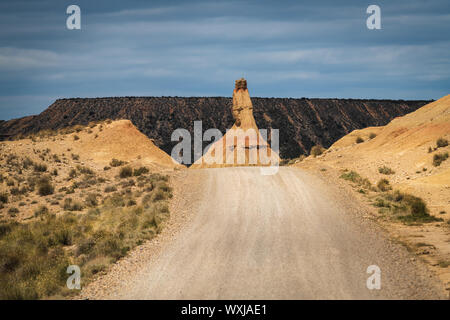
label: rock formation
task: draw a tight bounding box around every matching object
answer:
[191,78,279,168]
[0,95,430,161]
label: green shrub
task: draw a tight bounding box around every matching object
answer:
[104,185,117,193]
[436,137,448,148]
[340,171,361,182]
[310,145,325,157]
[378,166,395,175]
[119,166,133,179]
[433,152,449,166]
[133,167,149,176]
[356,136,364,144]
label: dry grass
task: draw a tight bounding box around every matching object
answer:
[0,173,172,300]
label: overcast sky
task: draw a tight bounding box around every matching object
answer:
[0,0,449,120]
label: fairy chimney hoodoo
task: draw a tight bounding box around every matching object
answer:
[191,78,279,168]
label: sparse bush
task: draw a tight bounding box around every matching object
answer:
[68,168,77,179]
[85,194,98,207]
[436,137,448,148]
[378,166,395,175]
[34,205,49,217]
[103,166,111,171]
[369,133,377,139]
[133,167,149,176]
[310,145,325,157]
[119,166,133,178]
[104,185,117,193]
[73,135,80,141]
[0,167,172,300]
[428,146,433,153]
[127,199,137,207]
[0,192,8,203]
[104,193,125,207]
[22,157,34,169]
[63,198,83,211]
[8,207,19,216]
[433,152,449,167]
[71,154,80,161]
[33,163,47,172]
[356,136,364,144]
[9,187,20,196]
[77,165,94,175]
[377,179,392,192]
[37,176,54,196]
[110,159,126,167]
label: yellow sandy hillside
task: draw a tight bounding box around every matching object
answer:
[303,94,450,216]
[79,120,183,170]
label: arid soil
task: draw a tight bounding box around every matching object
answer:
[297,95,450,293]
[79,167,445,299]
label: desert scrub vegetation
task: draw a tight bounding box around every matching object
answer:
[110,158,126,167]
[37,176,54,196]
[433,152,448,167]
[0,173,172,299]
[310,145,325,157]
[0,192,8,204]
[436,137,448,148]
[133,166,149,176]
[373,190,441,223]
[339,170,439,224]
[33,163,47,173]
[369,133,377,139]
[378,166,395,175]
[355,136,364,144]
[339,170,373,191]
[376,178,392,192]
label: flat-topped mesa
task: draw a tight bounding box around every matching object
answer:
[191,78,279,168]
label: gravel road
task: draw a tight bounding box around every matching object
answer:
[83,167,445,299]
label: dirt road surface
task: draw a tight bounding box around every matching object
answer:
[81,167,445,299]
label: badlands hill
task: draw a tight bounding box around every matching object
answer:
[0,96,430,161]
[307,94,450,216]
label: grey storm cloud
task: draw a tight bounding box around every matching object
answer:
[0,0,449,120]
